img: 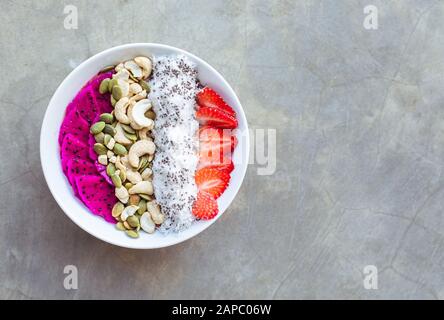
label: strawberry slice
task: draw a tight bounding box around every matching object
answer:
[197,87,236,117]
[192,191,219,220]
[196,106,238,129]
[195,168,230,198]
[199,127,237,161]
[198,160,234,173]
[199,126,237,151]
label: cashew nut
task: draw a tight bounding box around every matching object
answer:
[114,69,130,81]
[141,167,152,181]
[120,205,139,221]
[131,99,154,128]
[114,123,132,145]
[115,156,126,173]
[128,90,147,104]
[114,97,130,124]
[126,169,142,184]
[115,186,129,204]
[115,63,124,72]
[128,140,156,168]
[128,181,153,195]
[147,201,165,224]
[138,127,152,141]
[127,103,144,130]
[120,155,130,168]
[98,155,107,165]
[124,60,143,79]
[134,56,153,79]
[140,212,155,233]
[129,83,142,95]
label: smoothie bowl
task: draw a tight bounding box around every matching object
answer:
[40,43,249,249]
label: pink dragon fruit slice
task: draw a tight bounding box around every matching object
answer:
[66,159,98,197]
[74,85,100,124]
[58,108,90,146]
[88,134,98,162]
[61,134,89,175]
[75,175,117,223]
[66,158,98,185]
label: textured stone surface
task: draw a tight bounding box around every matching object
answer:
[1,0,444,299]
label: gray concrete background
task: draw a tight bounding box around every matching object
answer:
[1,0,444,299]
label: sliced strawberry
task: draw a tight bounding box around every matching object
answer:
[195,168,230,198]
[197,87,236,117]
[196,107,238,129]
[199,126,237,151]
[199,127,237,162]
[198,160,234,173]
[192,191,219,220]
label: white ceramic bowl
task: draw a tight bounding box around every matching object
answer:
[40,43,249,249]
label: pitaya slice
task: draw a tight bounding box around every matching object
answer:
[74,85,100,124]
[88,134,98,162]
[66,159,98,196]
[58,108,90,146]
[75,175,117,223]
[60,134,89,175]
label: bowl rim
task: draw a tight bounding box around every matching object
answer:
[40,43,249,249]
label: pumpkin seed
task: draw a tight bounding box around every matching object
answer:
[119,169,126,182]
[100,65,115,73]
[94,132,105,143]
[103,124,117,136]
[125,230,139,238]
[99,79,110,94]
[104,134,112,146]
[139,80,150,93]
[111,96,117,107]
[111,174,122,188]
[129,195,140,206]
[112,85,123,101]
[115,222,125,231]
[90,121,105,135]
[139,194,152,201]
[139,159,150,173]
[124,131,138,141]
[108,78,118,92]
[127,215,140,228]
[145,110,156,120]
[120,123,136,134]
[112,202,124,218]
[137,199,147,214]
[113,143,127,155]
[125,182,133,189]
[138,156,149,170]
[106,163,116,176]
[93,143,107,155]
[99,113,114,124]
